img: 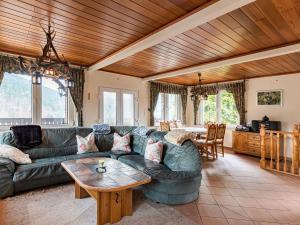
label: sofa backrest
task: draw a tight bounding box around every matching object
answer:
[23,127,93,159]
[147,131,201,172]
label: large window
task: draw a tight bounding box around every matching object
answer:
[154,93,182,125]
[0,73,32,125]
[41,77,68,125]
[199,90,239,126]
[203,95,217,123]
[0,72,72,126]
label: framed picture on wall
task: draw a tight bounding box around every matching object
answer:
[256,90,283,106]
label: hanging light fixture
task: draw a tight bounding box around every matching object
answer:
[32,72,42,85]
[18,22,75,90]
[190,73,208,101]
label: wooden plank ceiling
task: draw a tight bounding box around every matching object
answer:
[0,0,300,84]
[0,0,209,65]
[159,52,300,85]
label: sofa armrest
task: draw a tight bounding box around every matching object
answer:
[0,157,15,173]
[0,157,15,198]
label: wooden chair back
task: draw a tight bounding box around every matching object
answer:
[169,120,178,129]
[160,121,170,131]
[216,124,226,140]
[206,124,217,141]
[204,121,214,128]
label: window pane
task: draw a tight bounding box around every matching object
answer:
[122,93,134,126]
[203,95,217,123]
[154,93,163,124]
[221,91,239,125]
[167,94,180,121]
[42,77,67,125]
[103,91,117,125]
[0,73,32,125]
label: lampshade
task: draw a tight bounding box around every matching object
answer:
[66,79,74,88]
[32,72,42,85]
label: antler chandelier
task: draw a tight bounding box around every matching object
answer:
[18,22,74,90]
[190,73,208,101]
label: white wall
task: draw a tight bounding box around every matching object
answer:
[83,71,149,127]
[246,73,300,130]
[83,72,300,149]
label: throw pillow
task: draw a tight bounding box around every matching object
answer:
[144,139,163,163]
[164,129,192,146]
[76,133,98,154]
[111,133,131,152]
[0,144,32,164]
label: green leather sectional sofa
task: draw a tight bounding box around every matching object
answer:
[0,126,202,204]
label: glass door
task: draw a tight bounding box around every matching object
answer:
[100,88,137,126]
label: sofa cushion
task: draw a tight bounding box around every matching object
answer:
[65,151,110,160]
[13,151,111,183]
[0,131,15,146]
[118,154,167,172]
[109,150,139,160]
[13,156,67,183]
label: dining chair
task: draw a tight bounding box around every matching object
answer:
[200,121,214,139]
[160,121,171,131]
[169,120,178,129]
[196,124,217,160]
[215,124,226,157]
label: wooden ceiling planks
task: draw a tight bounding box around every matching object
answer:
[0,0,300,84]
[101,0,300,80]
[158,52,300,85]
[0,0,209,65]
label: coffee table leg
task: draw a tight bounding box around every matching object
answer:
[96,189,133,225]
[75,182,89,199]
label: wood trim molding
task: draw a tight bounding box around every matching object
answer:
[144,42,300,81]
[88,0,256,71]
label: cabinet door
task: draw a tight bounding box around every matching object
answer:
[233,132,248,152]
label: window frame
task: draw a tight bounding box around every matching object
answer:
[154,93,182,125]
[199,90,240,127]
[0,72,74,128]
[99,87,138,126]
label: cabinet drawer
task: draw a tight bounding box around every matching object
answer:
[248,134,260,142]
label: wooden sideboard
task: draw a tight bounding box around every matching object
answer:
[232,131,279,158]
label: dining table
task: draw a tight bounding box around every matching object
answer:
[172,127,207,134]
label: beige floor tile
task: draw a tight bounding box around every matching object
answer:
[244,208,276,222]
[213,195,240,206]
[267,209,300,224]
[234,197,262,208]
[227,219,255,225]
[207,187,231,196]
[256,199,287,210]
[254,222,282,225]
[197,204,225,218]
[201,217,229,225]
[228,188,251,197]
[197,194,217,205]
[220,205,250,220]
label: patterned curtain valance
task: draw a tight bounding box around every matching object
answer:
[0,55,25,85]
[149,81,188,126]
[149,81,188,96]
[192,81,246,125]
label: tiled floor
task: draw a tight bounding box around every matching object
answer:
[173,150,300,225]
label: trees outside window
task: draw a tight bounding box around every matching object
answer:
[200,90,239,126]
